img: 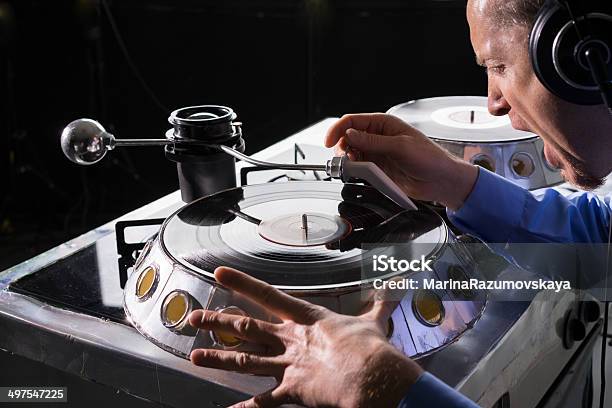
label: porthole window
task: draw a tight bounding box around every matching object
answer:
[161,290,192,329]
[511,152,535,178]
[412,290,445,327]
[447,265,476,299]
[471,154,496,172]
[211,306,247,348]
[135,266,158,301]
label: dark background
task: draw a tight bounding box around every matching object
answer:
[1,0,486,271]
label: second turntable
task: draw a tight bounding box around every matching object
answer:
[388,96,563,190]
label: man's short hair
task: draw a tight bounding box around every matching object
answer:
[494,0,546,28]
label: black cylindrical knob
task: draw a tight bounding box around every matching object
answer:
[168,105,238,143]
[165,105,245,202]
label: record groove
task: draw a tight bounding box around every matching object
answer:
[161,182,445,288]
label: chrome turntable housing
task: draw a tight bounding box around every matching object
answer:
[388,96,563,190]
[123,181,487,359]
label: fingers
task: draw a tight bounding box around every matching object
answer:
[214,267,324,323]
[343,128,401,156]
[190,348,285,377]
[229,387,289,408]
[366,299,401,331]
[324,113,393,148]
[333,136,349,156]
[334,137,363,161]
[189,309,281,346]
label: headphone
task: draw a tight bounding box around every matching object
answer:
[529,0,612,112]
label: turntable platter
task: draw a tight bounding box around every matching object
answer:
[160,182,445,289]
[388,96,536,143]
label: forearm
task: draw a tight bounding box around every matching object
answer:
[448,167,612,244]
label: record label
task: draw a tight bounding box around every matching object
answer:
[430,105,509,130]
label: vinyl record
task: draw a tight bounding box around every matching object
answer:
[160,181,446,289]
[387,96,536,143]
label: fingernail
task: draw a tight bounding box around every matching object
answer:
[346,128,359,138]
[190,349,205,362]
[188,309,203,325]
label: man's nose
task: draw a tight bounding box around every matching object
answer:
[487,85,511,116]
[487,92,512,116]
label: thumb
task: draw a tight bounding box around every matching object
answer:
[368,299,399,321]
[345,128,397,156]
[364,298,401,335]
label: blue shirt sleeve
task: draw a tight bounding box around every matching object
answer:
[398,372,479,408]
[447,167,612,244]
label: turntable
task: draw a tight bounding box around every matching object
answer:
[0,107,600,408]
[123,181,486,359]
[388,96,563,190]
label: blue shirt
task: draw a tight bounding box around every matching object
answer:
[398,373,479,408]
[400,167,612,407]
[449,168,612,244]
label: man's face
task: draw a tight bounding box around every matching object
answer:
[467,0,611,189]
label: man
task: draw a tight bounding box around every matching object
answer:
[187,0,612,407]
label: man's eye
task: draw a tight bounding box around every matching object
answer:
[487,65,506,74]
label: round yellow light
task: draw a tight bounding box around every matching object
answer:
[212,306,246,348]
[136,266,157,300]
[413,290,445,326]
[215,330,242,348]
[511,152,535,178]
[472,154,495,172]
[162,291,191,328]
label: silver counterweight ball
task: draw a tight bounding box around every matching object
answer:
[60,118,114,165]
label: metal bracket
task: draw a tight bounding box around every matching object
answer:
[115,218,165,288]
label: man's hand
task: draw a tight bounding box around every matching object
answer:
[189,267,423,408]
[325,113,479,210]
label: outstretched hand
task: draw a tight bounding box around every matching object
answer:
[189,267,423,408]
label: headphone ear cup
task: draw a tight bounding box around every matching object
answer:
[530,2,612,105]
